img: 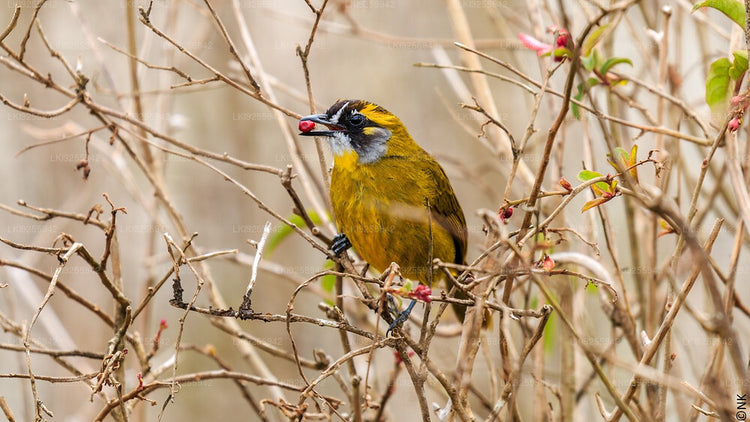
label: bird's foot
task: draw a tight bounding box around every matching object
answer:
[386,299,416,336]
[331,233,352,255]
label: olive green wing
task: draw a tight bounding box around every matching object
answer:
[422,158,468,265]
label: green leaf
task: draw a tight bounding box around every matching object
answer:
[266,211,323,256]
[614,146,629,162]
[585,77,600,89]
[321,260,337,303]
[321,275,336,293]
[600,57,633,75]
[692,0,746,28]
[579,170,613,195]
[730,50,748,80]
[581,53,597,71]
[572,83,585,119]
[583,24,611,56]
[705,57,732,115]
[578,169,602,181]
[581,49,603,71]
[266,216,302,256]
[607,147,629,172]
[571,77,600,119]
[553,47,573,60]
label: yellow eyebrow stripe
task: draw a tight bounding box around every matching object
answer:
[359,102,400,128]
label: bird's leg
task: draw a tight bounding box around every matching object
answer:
[331,233,352,255]
[386,298,416,336]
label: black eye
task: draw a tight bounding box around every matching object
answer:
[349,113,365,127]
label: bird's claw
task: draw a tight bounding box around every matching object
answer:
[386,299,416,336]
[331,233,352,255]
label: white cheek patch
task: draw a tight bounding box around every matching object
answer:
[357,127,390,164]
[327,132,354,156]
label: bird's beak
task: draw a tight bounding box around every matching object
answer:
[298,114,346,136]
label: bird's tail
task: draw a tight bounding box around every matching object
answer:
[446,274,492,328]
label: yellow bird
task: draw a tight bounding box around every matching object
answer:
[299,99,468,324]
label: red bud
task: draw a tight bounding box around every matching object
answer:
[499,206,513,223]
[541,255,555,272]
[556,30,570,48]
[408,284,432,302]
[559,177,572,192]
[729,116,741,133]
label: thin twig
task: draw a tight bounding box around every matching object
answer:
[18,0,48,61]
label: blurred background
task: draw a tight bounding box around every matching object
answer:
[0,0,746,421]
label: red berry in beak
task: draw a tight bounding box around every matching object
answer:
[299,120,315,133]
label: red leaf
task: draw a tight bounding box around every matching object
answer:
[518,33,553,55]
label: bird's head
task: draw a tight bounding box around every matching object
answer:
[299,99,411,164]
